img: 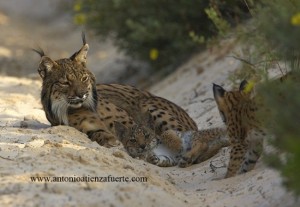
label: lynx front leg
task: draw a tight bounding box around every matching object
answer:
[69,110,118,147]
[175,128,229,167]
[195,136,229,163]
[238,132,263,174]
[87,129,119,147]
[225,142,247,178]
[178,142,208,168]
[160,130,183,152]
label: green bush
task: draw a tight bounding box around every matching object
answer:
[73,0,252,71]
[255,0,300,60]
[251,0,300,195]
[258,69,300,195]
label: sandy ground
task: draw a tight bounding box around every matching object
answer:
[0,1,299,207]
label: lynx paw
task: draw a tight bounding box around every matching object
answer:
[147,154,159,165]
[178,156,192,168]
[89,132,119,148]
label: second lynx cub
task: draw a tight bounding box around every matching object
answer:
[213,80,265,178]
[114,114,229,167]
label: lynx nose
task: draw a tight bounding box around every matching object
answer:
[82,93,87,99]
[68,93,87,102]
[140,144,146,149]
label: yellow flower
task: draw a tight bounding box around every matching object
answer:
[291,13,300,26]
[149,48,159,61]
[243,80,255,94]
[74,13,86,25]
[73,3,82,12]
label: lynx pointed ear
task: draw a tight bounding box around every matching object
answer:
[114,121,128,142]
[213,83,225,99]
[239,80,249,92]
[73,44,89,64]
[38,56,56,79]
[70,32,89,64]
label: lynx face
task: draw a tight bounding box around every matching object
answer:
[35,37,97,126]
[114,122,158,158]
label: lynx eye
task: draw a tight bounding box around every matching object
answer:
[81,76,89,82]
[129,139,137,143]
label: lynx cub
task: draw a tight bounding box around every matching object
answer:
[213,80,265,178]
[114,113,229,167]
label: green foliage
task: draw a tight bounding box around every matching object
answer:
[73,0,252,70]
[205,7,230,36]
[258,69,300,195]
[250,0,300,195]
[255,0,300,60]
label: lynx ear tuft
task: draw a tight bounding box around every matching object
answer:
[32,47,45,57]
[81,31,87,45]
[38,56,56,79]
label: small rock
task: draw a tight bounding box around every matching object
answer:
[26,139,45,148]
[112,150,125,159]
[123,164,134,170]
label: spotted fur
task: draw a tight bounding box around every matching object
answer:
[97,85,198,133]
[213,80,264,178]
